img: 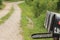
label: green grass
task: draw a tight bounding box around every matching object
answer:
[19,2,53,40]
[5,0,22,2]
[0,4,5,10]
[0,7,14,24]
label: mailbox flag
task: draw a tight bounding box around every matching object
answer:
[58,21,60,25]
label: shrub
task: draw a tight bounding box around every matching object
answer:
[47,0,57,12]
[25,0,58,18]
[25,0,33,6]
[32,0,47,18]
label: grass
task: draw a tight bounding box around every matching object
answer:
[19,2,53,40]
[0,4,5,10]
[5,0,22,2]
[0,7,14,24]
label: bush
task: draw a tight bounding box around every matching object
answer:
[32,0,47,18]
[25,0,33,6]
[5,0,22,2]
[25,0,58,18]
[47,0,57,12]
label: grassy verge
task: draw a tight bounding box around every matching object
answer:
[19,3,53,40]
[0,4,5,10]
[5,0,22,2]
[0,7,14,24]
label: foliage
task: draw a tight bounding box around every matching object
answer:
[25,0,59,18]
[19,2,53,40]
[47,0,57,12]
[0,5,5,10]
[25,0,45,17]
[24,0,47,18]
[19,0,60,40]
[4,0,23,2]
[32,0,47,18]
[25,0,33,6]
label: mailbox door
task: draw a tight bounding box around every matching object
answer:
[44,11,55,32]
[48,13,55,32]
[44,11,51,29]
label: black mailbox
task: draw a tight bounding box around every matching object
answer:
[45,11,60,34]
[31,11,60,40]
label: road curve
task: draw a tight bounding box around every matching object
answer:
[0,2,23,40]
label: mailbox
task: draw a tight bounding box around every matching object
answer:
[45,11,60,33]
[44,11,60,36]
[31,11,60,40]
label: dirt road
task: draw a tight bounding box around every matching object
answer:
[0,3,13,18]
[0,2,23,40]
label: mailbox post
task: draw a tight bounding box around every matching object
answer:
[31,11,60,40]
[53,38,59,40]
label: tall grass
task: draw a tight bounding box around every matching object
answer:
[4,0,23,2]
[19,0,59,40]
[0,4,5,10]
[19,3,53,40]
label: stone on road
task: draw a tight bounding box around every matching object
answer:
[0,2,23,40]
